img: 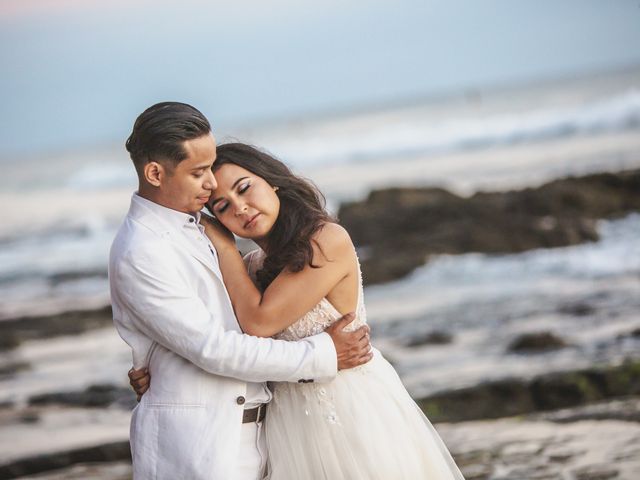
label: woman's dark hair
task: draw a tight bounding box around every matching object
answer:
[212,143,333,291]
[126,102,211,176]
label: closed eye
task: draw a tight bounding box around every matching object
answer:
[214,201,229,213]
[238,181,251,194]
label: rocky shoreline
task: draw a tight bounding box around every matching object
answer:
[416,360,640,423]
[339,169,640,284]
[1,169,637,350]
[0,307,113,352]
[0,442,130,480]
[0,168,638,479]
[1,363,638,479]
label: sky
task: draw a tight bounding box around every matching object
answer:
[0,0,639,158]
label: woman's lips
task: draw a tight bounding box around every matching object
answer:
[244,213,261,228]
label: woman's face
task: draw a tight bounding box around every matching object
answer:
[207,163,280,241]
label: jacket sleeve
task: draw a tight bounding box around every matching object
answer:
[112,244,337,383]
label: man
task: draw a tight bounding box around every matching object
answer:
[109,102,372,479]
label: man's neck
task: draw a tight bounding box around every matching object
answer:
[137,187,197,217]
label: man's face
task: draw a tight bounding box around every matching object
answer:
[156,134,217,214]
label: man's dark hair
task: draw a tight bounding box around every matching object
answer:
[125,102,211,175]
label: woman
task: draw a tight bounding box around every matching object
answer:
[133,143,464,479]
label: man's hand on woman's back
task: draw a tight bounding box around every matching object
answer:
[129,367,150,401]
[325,313,373,370]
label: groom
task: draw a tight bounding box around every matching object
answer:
[109,102,372,479]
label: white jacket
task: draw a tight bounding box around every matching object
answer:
[109,194,337,479]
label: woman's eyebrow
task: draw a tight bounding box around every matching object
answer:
[209,177,250,206]
[231,176,249,189]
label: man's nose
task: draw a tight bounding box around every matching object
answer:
[203,170,216,190]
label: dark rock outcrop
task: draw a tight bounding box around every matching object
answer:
[405,330,453,347]
[338,169,640,284]
[417,360,640,423]
[28,384,135,409]
[507,331,569,353]
[0,305,113,351]
[0,441,130,480]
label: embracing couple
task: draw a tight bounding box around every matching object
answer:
[109,102,464,479]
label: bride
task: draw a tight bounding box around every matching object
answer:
[132,142,464,479]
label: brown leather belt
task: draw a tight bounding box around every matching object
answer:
[242,404,267,424]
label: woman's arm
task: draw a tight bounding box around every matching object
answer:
[207,222,355,338]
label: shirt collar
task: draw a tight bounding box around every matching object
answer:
[132,193,201,230]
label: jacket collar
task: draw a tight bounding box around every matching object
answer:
[127,193,222,279]
[129,193,200,231]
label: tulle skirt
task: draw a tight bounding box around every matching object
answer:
[264,349,465,479]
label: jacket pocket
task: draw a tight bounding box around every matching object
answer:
[152,405,213,479]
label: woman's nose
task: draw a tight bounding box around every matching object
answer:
[234,202,248,216]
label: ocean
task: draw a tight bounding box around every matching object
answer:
[1,65,640,479]
[0,66,639,395]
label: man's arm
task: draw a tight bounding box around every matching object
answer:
[113,245,370,384]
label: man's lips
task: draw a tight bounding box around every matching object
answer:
[197,195,211,203]
[244,213,261,228]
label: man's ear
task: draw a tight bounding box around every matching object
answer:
[143,161,164,187]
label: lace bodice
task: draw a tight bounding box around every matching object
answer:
[243,249,367,341]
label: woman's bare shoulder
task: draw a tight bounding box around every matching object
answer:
[312,222,355,263]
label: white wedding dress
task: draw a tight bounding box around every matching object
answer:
[245,250,465,480]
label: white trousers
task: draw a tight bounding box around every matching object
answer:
[234,421,268,480]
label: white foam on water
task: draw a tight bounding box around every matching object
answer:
[249,89,640,168]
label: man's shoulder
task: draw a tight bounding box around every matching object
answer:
[110,216,174,266]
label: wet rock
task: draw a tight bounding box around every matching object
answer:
[11,461,132,480]
[405,330,453,347]
[494,465,559,480]
[536,397,640,423]
[601,361,640,397]
[439,415,640,480]
[48,269,107,285]
[0,361,30,378]
[529,372,602,411]
[545,447,581,463]
[0,305,113,350]
[558,302,595,316]
[618,327,640,340]
[19,412,40,424]
[453,449,494,466]
[459,463,493,480]
[338,169,640,284]
[419,379,535,422]
[0,333,20,352]
[417,361,640,422]
[508,332,569,353]
[612,446,640,462]
[28,384,134,409]
[454,449,494,480]
[0,441,130,480]
[572,464,619,480]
